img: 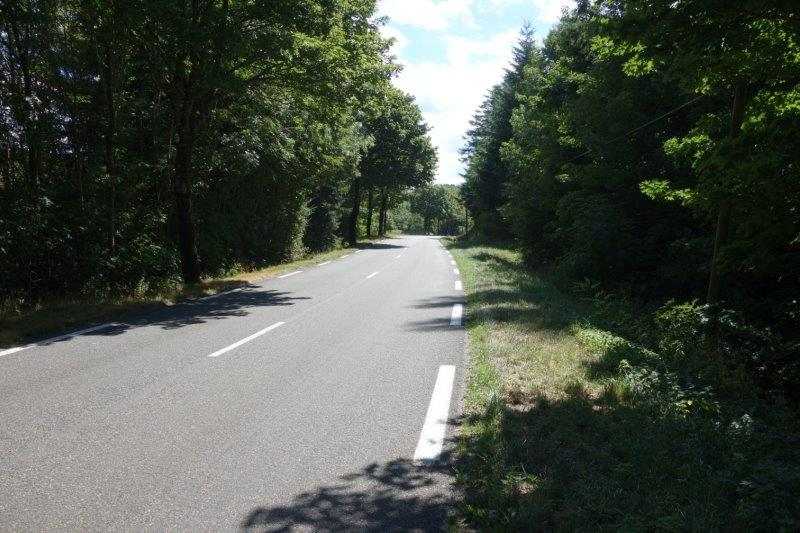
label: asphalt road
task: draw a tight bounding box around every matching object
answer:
[0,235,466,531]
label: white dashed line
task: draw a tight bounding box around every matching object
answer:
[450,304,463,326]
[453,268,459,275]
[0,322,118,358]
[278,270,302,279]
[366,271,379,279]
[395,254,403,259]
[450,260,456,266]
[414,365,456,463]
[207,322,285,358]
[455,280,462,291]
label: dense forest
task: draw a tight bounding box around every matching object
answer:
[457,1,800,527]
[462,0,800,399]
[0,0,436,308]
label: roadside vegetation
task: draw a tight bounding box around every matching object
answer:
[0,239,394,348]
[461,1,800,402]
[0,1,437,344]
[455,2,800,528]
[450,241,800,530]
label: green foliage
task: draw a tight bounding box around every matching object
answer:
[341,84,436,244]
[461,26,536,240]
[0,0,434,305]
[452,242,800,531]
[460,0,800,398]
[398,184,465,235]
[458,3,800,527]
[387,201,425,234]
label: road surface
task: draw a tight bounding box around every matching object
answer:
[0,235,466,530]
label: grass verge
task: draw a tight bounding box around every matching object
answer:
[0,238,392,349]
[449,240,800,531]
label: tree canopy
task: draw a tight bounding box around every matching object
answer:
[0,0,436,301]
[461,1,800,397]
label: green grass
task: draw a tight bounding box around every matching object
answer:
[0,238,393,349]
[449,240,800,531]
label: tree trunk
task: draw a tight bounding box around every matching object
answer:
[706,199,733,306]
[10,20,40,187]
[706,83,747,349]
[102,50,117,251]
[378,189,388,236]
[347,177,361,245]
[378,188,389,237]
[173,98,201,284]
[365,185,374,237]
[707,84,746,305]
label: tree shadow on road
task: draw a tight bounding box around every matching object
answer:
[354,242,406,250]
[5,286,310,350]
[240,449,459,531]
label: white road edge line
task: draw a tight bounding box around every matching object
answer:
[366,271,379,279]
[278,270,302,279]
[0,322,117,358]
[318,261,331,266]
[340,254,350,259]
[455,280,463,291]
[453,268,460,275]
[207,322,285,358]
[450,260,456,266]
[414,365,456,463]
[395,254,402,259]
[355,249,363,254]
[450,304,463,327]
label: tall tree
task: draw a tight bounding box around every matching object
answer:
[347,87,436,244]
[461,25,535,239]
[599,0,800,341]
[0,0,429,303]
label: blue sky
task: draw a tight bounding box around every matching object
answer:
[376,0,574,184]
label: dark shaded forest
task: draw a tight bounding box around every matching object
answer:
[462,0,800,401]
[0,0,436,310]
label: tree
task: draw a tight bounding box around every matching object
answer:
[461,25,535,239]
[346,87,437,243]
[0,0,430,305]
[459,1,800,396]
[405,184,463,235]
[598,0,800,336]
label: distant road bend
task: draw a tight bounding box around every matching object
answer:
[0,235,466,530]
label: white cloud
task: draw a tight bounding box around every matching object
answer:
[378,0,476,31]
[485,0,574,23]
[385,27,519,184]
[530,0,574,23]
[376,1,575,184]
[380,24,409,55]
